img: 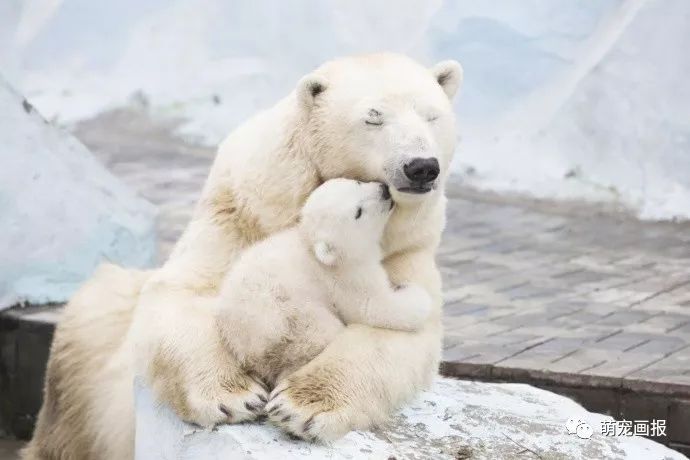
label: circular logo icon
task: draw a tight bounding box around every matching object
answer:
[576,422,593,439]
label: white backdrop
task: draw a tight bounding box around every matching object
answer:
[2,0,689,220]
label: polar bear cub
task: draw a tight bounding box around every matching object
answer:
[216,178,432,382]
[295,178,432,330]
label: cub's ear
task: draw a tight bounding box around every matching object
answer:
[431,60,463,99]
[313,241,337,266]
[297,73,329,111]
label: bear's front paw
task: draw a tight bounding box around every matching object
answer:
[265,376,352,442]
[201,377,269,426]
[182,374,269,427]
[150,351,269,427]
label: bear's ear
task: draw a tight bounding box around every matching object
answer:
[297,73,329,111]
[313,241,337,266]
[431,60,463,99]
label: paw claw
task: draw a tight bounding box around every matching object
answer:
[269,388,286,401]
[244,401,262,413]
[251,377,269,391]
[285,430,303,441]
[219,404,232,418]
[303,415,314,433]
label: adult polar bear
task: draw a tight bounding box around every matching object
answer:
[24,53,462,459]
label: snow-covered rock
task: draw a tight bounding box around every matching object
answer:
[0,79,156,309]
[134,377,686,460]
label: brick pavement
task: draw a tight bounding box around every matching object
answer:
[76,108,690,388]
[441,185,690,387]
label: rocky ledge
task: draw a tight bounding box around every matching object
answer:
[135,377,686,459]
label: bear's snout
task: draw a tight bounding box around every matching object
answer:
[403,157,440,184]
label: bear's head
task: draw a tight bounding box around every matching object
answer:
[296,53,462,205]
[299,178,393,267]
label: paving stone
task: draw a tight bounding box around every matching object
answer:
[630,337,688,355]
[668,322,690,335]
[495,338,586,369]
[546,349,611,374]
[596,311,657,326]
[589,289,644,305]
[482,333,544,347]
[542,300,588,316]
[441,288,471,303]
[451,322,515,339]
[442,316,481,331]
[578,303,627,317]
[592,332,661,352]
[454,351,515,365]
[552,269,618,285]
[556,311,609,328]
[442,343,482,363]
[634,312,677,327]
[625,351,690,382]
[586,353,669,378]
[443,302,487,316]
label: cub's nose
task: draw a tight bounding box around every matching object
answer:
[403,157,440,183]
[380,183,391,200]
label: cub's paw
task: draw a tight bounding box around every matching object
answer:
[265,378,352,442]
[395,284,432,326]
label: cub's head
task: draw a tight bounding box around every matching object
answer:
[296,53,463,205]
[299,178,394,267]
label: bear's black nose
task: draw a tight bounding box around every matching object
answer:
[403,158,440,184]
[380,183,391,200]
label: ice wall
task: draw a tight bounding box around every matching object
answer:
[439,0,690,220]
[1,0,688,219]
[0,79,156,309]
[541,0,690,219]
